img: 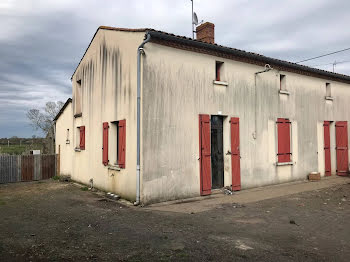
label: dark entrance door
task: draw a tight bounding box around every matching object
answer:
[211,115,224,189]
[324,121,331,176]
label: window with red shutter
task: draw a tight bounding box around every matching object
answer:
[277,118,291,163]
[79,126,85,150]
[118,120,126,168]
[102,122,109,166]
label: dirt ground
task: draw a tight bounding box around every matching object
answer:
[0,179,349,261]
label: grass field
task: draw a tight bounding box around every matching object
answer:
[0,144,44,155]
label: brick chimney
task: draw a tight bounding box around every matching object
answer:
[196,22,215,44]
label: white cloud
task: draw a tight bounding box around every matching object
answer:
[1,0,350,137]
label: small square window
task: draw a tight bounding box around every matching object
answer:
[216,61,224,81]
[326,83,331,97]
[66,129,70,144]
[280,74,286,91]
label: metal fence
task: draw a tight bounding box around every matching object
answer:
[0,155,56,184]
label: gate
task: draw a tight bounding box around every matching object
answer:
[21,155,34,181]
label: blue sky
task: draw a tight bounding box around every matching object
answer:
[1,0,350,138]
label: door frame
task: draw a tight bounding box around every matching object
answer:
[324,121,332,176]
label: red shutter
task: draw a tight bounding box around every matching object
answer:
[277,118,291,163]
[79,126,85,150]
[324,121,331,176]
[118,120,126,168]
[199,114,211,195]
[102,122,109,166]
[336,121,348,175]
[230,117,241,191]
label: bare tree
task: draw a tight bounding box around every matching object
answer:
[27,101,64,134]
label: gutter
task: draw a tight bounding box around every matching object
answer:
[134,33,151,206]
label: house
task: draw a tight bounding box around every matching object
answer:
[54,98,73,177]
[55,22,350,205]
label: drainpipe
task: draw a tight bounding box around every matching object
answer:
[253,64,273,139]
[134,33,151,206]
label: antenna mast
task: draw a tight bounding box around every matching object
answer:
[191,0,194,39]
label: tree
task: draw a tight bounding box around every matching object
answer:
[27,101,64,134]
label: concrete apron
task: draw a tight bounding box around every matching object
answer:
[146,176,350,214]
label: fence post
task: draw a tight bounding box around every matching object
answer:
[17,155,21,182]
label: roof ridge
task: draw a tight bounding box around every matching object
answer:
[71,26,350,83]
[98,26,152,32]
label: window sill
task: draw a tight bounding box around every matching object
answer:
[108,165,121,171]
[213,80,228,86]
[74,113,82,118]
[279,90,290,95]
[74,148,81,152]
[275,161,294,166]
[325,96,334,101]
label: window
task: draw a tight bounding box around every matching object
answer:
[75,79,82,116]
[66,129,70,144]
[326,83,331,97]
[277,118,291,163]
[77,126,85,150]
[216,61,224,81]
[107,120,126,168]
[280,74,286,91]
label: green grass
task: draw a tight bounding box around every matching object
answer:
[0,200,6,206]
[81,186,89,191]
[52,175,60,181]
[0,144,44,155]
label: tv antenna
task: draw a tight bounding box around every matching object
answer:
[193,12,198,26]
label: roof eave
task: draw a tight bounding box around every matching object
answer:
[54,98,72,121]
[148,31,350,84]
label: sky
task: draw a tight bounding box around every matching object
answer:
[1,0,350,138]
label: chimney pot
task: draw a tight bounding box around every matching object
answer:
[196,22,215,44]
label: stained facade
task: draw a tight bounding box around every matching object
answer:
[55,25,350,204]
